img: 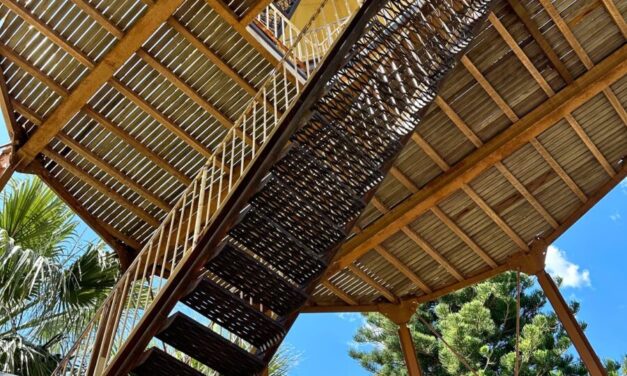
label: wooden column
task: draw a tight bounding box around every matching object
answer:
[536,271,607,376]
[398,323,423,376]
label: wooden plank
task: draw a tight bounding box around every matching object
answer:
[167,18,258,96]
[461,55,519,123]
[431,206,498,268]
[489,12,555,96]
[109,79,217,161]
[329,45,627,272]
[505,0,574,83]
[0,66,18,191]
[389,166,419,193]
[435,96,482,147]
[375,245,432,294]
[204,0,280,66]
[461,184,529,251]
[411,133,449,171]
[42,149,160,227]
[240,0,274,25]
[495,162,559,228]
[564,114,615,177]
[0,44,69,96]
[15,0,187,170]
[2,0,95,68]
[321,280,359,305]
[136,49,234,129]
[490,13,616,177]
[530,139,587,202]
[348,265,397,303]
[69,0,124,39]
[398,324,423,376]
[600,0,627,39]
[401,226,464,281]
[537,271,607,375]
[83,107,192,185]
[29,160,142,252]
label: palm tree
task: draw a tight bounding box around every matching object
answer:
[0,177,119,376]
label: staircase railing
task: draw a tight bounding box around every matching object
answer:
[52,1,363,375]
[253,1,361,70]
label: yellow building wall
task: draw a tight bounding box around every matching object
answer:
[290,0,361,30]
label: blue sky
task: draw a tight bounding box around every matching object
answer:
[1,115,625,374]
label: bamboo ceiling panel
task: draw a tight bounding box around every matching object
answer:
[0,0,279,250]
[309,0,627,309]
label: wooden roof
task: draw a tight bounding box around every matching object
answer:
[305,0,627,311]
[0,0,625,312]
[0,0,277,261]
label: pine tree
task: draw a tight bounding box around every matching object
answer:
[350,272,620,375]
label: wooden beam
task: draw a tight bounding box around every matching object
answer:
[398,324,423,376]
[0,62,19,191]
[329,45,627,272]
[505,0,574,83]
[461,55,518,123]
[537,271,607,376]
[10,100,172,212]
[0,44,69,96]
[530,139,587,202]
[136,49,234,129]
[370,198,464,282]
[348,265,397,303]
[321,280,359,305]
[108,79,217,161]
[240,0,274,25]
[29,161,141,262]
[411,133,449,170]
[389,166,419,193]
[69,0,124,39]
[204,0,280,66]
[374,245,432,294]
[82,107,192,185]
[490,13,616,177]
[435,96,483,148]
[301,304,381,313]
[431,207,498,268]
[14,0,187,170]
[2,0,95,69]
[600,0,627,39]
[166,18,258,96]
[42,149,160,227]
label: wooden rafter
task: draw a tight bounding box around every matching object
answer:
[347,265,397,303]
[489,12,617,177]
[0,62,19,191]
[240,0,275,25]
[328,45,627,273]
[204,0,280,66]
[28,160,141,268]
[13,0,187,170]
[69,0,124,39]
[600,0,627,39]
[42,149,160,227]
[321,280,359,305]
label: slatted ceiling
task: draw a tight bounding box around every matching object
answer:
[63,114,181,204]
[563,0,623,64]
[394,143,442,189]
[359,253,417,298]
[86,0,148,30]
[0,26,86,92]
[416,107,475,167]
[144,28,252,122]
[224,0,258,18]
[1,62,63,117]
[89,85,204,179]
[175,0,274,87]
[19,0,116,62]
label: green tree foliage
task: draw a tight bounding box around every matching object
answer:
[350,272,622,375]
[0,178,119,376]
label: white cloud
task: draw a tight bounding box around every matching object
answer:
[610,211,621,221]
[545,245,591,288]
[336,312,360,322]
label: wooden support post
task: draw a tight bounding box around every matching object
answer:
[398,324,423,376]
[380,301,423,376]
[536,271,607,376]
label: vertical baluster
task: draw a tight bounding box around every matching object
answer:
[192,167,208,247]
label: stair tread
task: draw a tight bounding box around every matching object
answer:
[132,348,204,376]
[181,277,285,351]
[156,312,264,376]
[230,208,326,286]
[207,241,308,316]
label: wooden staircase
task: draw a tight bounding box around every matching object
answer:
[54,0,493,374]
